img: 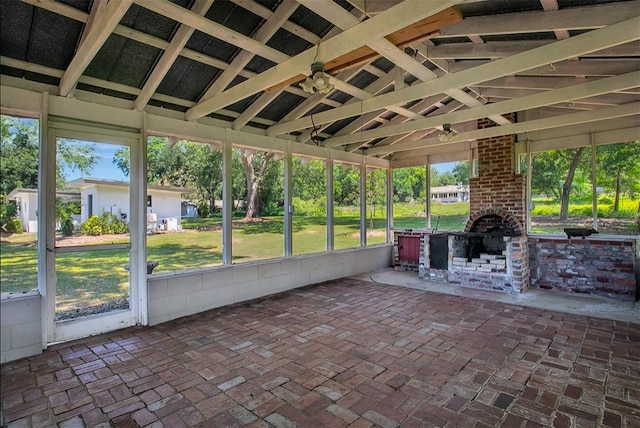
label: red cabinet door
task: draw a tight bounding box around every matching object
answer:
[398,236,420,263]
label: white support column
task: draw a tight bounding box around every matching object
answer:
[386,167,393,242]
[38,92,54,348]
[591,133,598,231]
[526,139,532,234]
[132,112,148,325]
[222,134,233,264]
[426,156,431,230]
[284,143,293,257]
[360,160,367,247]
[326,155,334,251]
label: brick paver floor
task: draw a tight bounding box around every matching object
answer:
[2,278,639,427]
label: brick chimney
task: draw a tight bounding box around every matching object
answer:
[466,115,526,233]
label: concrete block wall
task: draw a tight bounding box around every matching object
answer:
[147,245,393,325]
[1,294,42,363]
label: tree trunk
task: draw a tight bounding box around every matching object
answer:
[559,147,584,220]
[613,173,621,212]
[241,150,274,220]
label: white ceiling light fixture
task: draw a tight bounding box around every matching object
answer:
[300,62,334,94]
[437,123,459,143]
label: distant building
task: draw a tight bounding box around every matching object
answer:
[66,178,190,231]
[8,188,80,233]
[430,184,469,203]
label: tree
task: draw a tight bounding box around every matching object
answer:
[393,166,425,202]
[597,141,640,212]
[56,139,98,187]
[366,169,386,231]
[334,164,360,206]
[240,149,275,219]
[452,161,470,185]
[1,115,39,195]
[559,148,585,220]
[1,115,97,195]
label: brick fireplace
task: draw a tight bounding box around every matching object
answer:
[436,116,529,293]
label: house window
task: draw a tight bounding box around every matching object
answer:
[147,195,152,207]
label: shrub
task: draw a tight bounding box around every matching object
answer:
[81,215,108,236]
[108,216,129,234]
[13,219,23,234]
[81,213,129,236]
[197,200,209,218]
[293,197,326,216]
[1,218,16,234]
[60,218,74,236]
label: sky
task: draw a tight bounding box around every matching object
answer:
[64,141,128,182]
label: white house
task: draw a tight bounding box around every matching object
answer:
[8,188,80,233]
[430,184,469,203]
[65,178,189,231]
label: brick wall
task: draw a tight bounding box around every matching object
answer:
[529,237,637,301]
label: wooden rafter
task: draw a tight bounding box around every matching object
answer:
[265,6,462,92]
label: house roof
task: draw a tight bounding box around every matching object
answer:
[65,178,190,194]
[7,188,80,199]
[431,185,469,193]
[1,0,638,167]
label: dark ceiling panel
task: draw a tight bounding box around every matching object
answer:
[267,28,312,57]
[120,3,182,42]
[158,56,221,101]
[84,34,127,81]
[28,8,84,70]
[244,56,277,74]
[327,90,352,105]
[559,0,633,7]
[0,0,34,61]
[224,92,262,114]
[349,70,379,91]
[289,6,333,38]
[85,35,162,89]
[257,91,306,122]
[458,0,543,17]
[204,1,264,36]
[323,117,359,135]
[186,30,239,64]
[57,0,91,12]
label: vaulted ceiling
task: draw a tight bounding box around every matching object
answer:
[1,0,639,166]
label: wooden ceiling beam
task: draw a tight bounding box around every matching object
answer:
[265,6,461,92]
[367,102,640,156]
[324,71,640,148]
[267,17,640,137]
[134,0,288,63]
[133,0,215,111]
[185,0,464,121]
[436,1,640,37]
[59,0,133,97]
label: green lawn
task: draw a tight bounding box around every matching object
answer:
[0,211,389,311]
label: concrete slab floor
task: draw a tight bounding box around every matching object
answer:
[353,268,640,324]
